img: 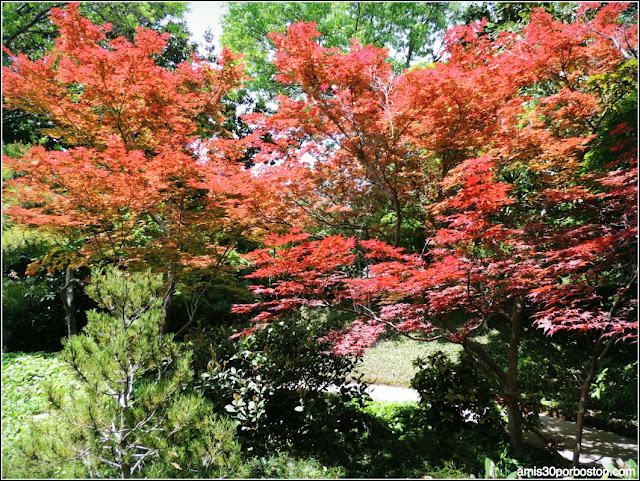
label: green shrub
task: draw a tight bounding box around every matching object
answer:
[351,401,524,478]
[411,350,503,430]
[2,277,62,349]
[199,312,370,451]
[236,453,346,479]
[2,225,95,351]
[2,226,62,350]
[516,326,637,434]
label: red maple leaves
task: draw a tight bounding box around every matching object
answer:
[2,3,636,349]
[232,3,637,352]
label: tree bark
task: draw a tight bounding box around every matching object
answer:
[64,267,77,338]
[161,261,175,335]
[392,195,402,248]
[149,206,174,335]
[505,295,524,456]
[573,272,634,465]
[462,296,525,456]
[174,312,195,340]
[404,40,414,70]
[505,398,524,456]
[3,4,61,49]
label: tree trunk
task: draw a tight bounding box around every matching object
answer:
[392,196,402,248]
[174,308,197,340]
[404,40,414,70]
[573,272,636,465]
[454,296,525,456]
[505,398,524,456]
[161,261,175,335]
[120,461,131,479]
[505,295,524,457]
[149,202,175,336]
[64,267,77,338]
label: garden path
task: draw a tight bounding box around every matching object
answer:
[364,384,639,467]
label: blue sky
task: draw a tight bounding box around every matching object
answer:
[183,2,227,53]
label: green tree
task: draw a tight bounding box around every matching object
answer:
[457,2,580,35]
[220,2,461,99]
[18,267,241,478]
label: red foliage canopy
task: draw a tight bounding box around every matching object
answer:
[3,3,251,270]
[233,2,638,353]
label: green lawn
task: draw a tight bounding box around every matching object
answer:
[355,330,501,387]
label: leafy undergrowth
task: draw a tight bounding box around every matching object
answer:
[236,453,347,479]
[1,351,71,439]
[0,351,587,479]
[1,351,79,478]
[265,399,562,479]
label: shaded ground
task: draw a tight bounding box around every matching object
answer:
[365,384,639,466]
[524,415,638,466]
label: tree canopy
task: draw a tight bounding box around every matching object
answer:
[228,2,638,457]
[2,2,194,145]
[220,2,461,98]
[3,2,250,334]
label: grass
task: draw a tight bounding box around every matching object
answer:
[355,329,501,386]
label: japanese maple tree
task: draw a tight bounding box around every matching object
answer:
[492,3,638,463]
[526,123,637,465]
[234,2,637,458]
[240,20,526,248]
[2,3,250,334]
[235,156,538,454]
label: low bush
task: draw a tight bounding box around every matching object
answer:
[2,225,94,351]
[516,326,638,435]
[411,350,504,430]
[2,352,563,479]
[197,312,370,452]
[236,453,346,479]
[2,226,63,350]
